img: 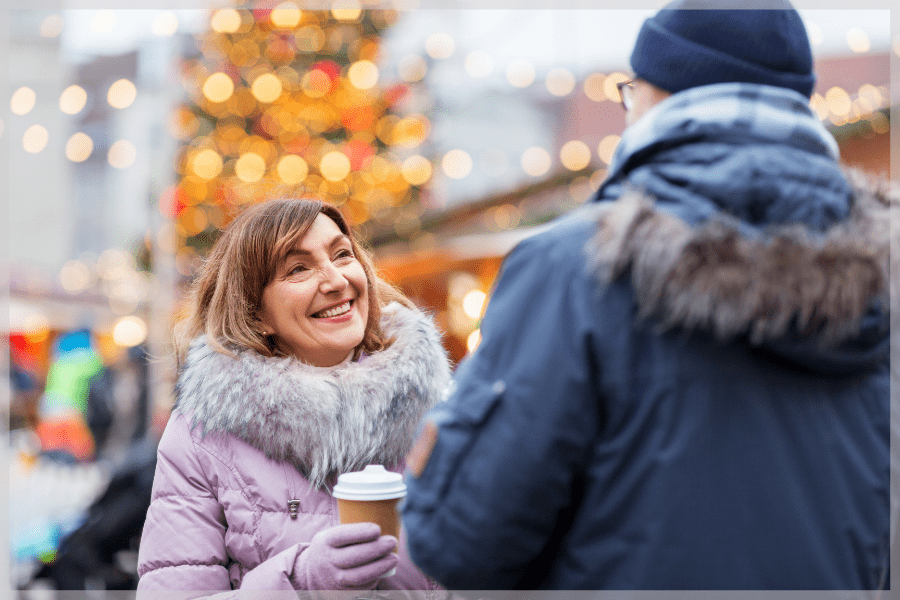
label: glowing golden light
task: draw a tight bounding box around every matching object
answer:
[401,155,432,185]
[466,329,481,354]
[60,260,92,292]
[108,140,137,169]
[203,72,235,103]
[442,149,473,179]
[331,0,362,21]
[152,11,178,36]
[251,73,283,103]
[870,112,889,134]
[90,10,115,34]
[560,140,591,171]
[393,115,430,148]
[113,316,148,348]
[847,27,870,53]
[23,313,50,344]
[465,51,494,78]
[320,151,351,181]
[583,73,607,102]
[348,61,379,90]
[107,79,137,109]
[59,85,87,115]
[11,87,36,115]
[604,72,630,103]
[521,146,551,177]
[277,154,309,184]
[23,125,49,153]
[301,70,332,98]
[546,68,576,97]
[598,135,621,165]
[426,33,455,59]
[192,149,224,180]
[825,87,851,116]
[398,55,428,83]
[491,204,521,230]
[211,9,242,33]
[235,152,266,182]
[858,84,883,109]
[805,21,824,46]
[463,289,487,320]
[506,60,535,88]
[271,2,302,28]
[65,132,93,162]
[40,15,64,38]
[809,93,828,120]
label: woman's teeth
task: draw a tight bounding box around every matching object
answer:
[314,301,351,318]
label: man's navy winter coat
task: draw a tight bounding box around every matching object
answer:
[401,84,893,590]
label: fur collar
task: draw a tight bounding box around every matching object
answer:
[175,303,451,489]
[588,168,895,346]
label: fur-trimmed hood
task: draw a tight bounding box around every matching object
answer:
[588,169,895,370]
[174,302,451,489]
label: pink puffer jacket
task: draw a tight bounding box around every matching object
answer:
[137,304,451,597]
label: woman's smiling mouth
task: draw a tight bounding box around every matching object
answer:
[312,300,353,319]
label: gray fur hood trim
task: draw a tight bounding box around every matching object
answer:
[588,169,895,346]
[175,302,451,489]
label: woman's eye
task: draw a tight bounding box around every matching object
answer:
[335,249,354,261]
[287,264,309,275]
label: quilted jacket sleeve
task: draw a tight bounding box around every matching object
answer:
[136,412,309,595]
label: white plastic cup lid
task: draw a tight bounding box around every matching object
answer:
[332,465,407,501]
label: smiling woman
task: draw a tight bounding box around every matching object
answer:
[137,196,452,593]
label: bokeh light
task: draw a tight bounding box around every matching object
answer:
[348,60,379,90]
[191,148,224,180]
[277,154,309,184]
[426,33,455,59]
[604,72,630,103]
[108,140,137,169]
[235,152,266,182]
[59,260,92,292]
[59,85,88,115]
[465,51,494,78]
[251,73,283,103]
[203,72,235,103]
[825,87,852,116]
[560,140,591,171]
[401,155,432,185]
[521,146,551,177]
[332,0,362,22]
[463,289,487,319]
[583,73,607,102]
[506,60,535,88]
[320,151,351,181]
[107,79,137,109]
[546,68,576,97]
[442,149,473,179]
[466,329,481,354]
[152,11,179,36]
[847,27,870,53]
[23,125,49,153]
[40,15,64,38]
[113,316,148,348]
[597,135,621,165]
[211,9,242,33]
[398,55,427,83]
[271,2,302,28]
[65,132,94,162]
[11,87,36,115]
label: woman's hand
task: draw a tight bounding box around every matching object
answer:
[294,522,399,590]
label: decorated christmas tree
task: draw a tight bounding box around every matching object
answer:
[166,3,432,270]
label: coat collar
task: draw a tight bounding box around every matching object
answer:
[175,302,451,489]
[587,168,895,348]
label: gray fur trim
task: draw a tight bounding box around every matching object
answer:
[174,302,451,489]
[588,168,895,346]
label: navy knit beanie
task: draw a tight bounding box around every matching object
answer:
[630,0,815,97]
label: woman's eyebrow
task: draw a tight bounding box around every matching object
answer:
[284,234,350,259]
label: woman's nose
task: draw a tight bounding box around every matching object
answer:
[318,263,348,292]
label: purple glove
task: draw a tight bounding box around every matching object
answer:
[293,522,399,590]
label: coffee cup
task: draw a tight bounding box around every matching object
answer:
[332,464,407,577]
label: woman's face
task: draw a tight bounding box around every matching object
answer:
[258,213,370,367]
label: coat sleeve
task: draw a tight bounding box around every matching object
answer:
[402,229,603,590]
[136,412,310,594]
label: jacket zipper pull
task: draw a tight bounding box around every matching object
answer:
[288,500,300,519]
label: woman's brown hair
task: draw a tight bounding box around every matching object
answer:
[173,197,414,366]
